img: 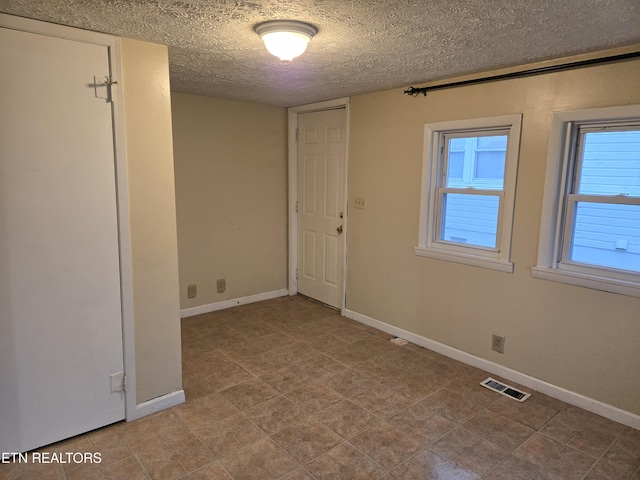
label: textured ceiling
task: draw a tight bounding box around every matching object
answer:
[1,0,639,107]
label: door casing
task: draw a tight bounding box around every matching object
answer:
[288,98,350,312]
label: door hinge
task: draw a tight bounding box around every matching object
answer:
[295,268,298,280]
[295,200,299,213]
[296,128,299,141]
[110,372,126,392]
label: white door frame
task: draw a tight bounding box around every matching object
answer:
[288,98,350,313]
[0,14,137,420]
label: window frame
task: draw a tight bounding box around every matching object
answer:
[533,104,640,297]
[415,114,522,273]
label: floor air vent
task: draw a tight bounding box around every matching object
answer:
[480,377,531,402]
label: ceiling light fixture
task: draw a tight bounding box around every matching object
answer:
[255,20,317,62]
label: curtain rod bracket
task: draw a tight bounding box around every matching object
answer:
[404,86,427,97]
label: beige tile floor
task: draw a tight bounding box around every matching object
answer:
[2,295,639,480]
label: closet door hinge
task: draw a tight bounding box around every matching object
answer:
[110,372,126,392]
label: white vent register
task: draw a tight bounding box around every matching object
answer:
[480,377,531,402]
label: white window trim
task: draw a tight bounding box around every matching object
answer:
[416,114,522,273]
[533,104,640,297]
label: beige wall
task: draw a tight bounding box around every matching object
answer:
[171,93,288,310]
[121,38,182,403]
[346,57,640,415]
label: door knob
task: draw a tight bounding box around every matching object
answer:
[337,225,343,234]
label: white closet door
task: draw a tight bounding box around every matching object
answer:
[0,26,125,452]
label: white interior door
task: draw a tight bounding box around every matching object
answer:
[297,108,347,308]
[0,26,125,452]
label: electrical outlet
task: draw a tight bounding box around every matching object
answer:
[187,284,197,299]
[216,278,226,293]
[492,334,505,354]
[353,197,366,209]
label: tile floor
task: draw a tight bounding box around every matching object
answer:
[2,295,639,480]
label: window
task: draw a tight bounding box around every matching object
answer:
[533,104,640,297]
[416,115,522,272]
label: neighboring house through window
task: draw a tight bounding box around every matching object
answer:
[533,104,640,297]
[416,114,522,272]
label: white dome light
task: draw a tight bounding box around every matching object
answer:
[255,21,317,62]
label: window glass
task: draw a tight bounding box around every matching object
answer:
[475,135,507,184]
[476,136,508,150]
[441,193,499,248]
[448,151,464,179]
[569,128,640,273]
[449,137,466,150]
[475,151,506,180]
[569,202,640,273]
[446,138,465,180]
[445,135,507,189]
[578,130,640,196]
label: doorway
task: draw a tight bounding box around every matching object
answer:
[288,99,349,310]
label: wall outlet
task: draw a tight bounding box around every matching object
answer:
[492,334,505,354]
[187,284,197,299]
[216,278,226,293]
[354,196,366,209]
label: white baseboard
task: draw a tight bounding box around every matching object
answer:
[180,289,289,318]
[344,308,640,430]
[132,389,185,420]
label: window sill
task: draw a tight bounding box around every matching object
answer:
[415,246,514,273]
[531,266,640,298]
